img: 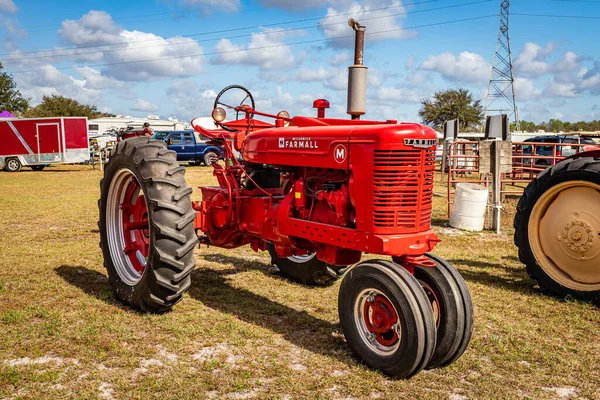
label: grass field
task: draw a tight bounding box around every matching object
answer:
[0,164,598,400]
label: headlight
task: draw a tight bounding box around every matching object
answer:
[212,107,226,123]
[277,110,290,119]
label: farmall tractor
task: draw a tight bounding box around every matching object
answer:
[514,153,600,303]
[98,21,473,378]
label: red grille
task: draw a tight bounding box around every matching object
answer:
[373,148,435,232]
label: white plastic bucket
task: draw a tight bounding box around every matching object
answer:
[450,183,489,231]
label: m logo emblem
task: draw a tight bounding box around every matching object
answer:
[334,144,347,163]
[278,138,285,148]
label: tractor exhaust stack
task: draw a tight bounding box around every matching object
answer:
[347,18,367,120]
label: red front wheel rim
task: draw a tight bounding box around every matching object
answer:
[354,289,401,356]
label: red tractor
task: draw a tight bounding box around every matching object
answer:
[98,85,473,378]
[98,21,472,378]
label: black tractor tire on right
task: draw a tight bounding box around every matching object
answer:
[99,137,198,313]
[418,254,474,369]
[203,151,218,166]
[514,156,600,302]
[4,157,21,172]
[266,244,345,286]
[31,165,45,171]
[339,260,436,378]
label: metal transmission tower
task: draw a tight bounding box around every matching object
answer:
[484,0,519,131]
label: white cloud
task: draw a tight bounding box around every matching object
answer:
[1,17,27,51]
[514,42,556,76]
[181,0,240,12]
[0,0,18,13]
[131,99,159,113]
[514,77,542,101]
[419,51,490,83]
[12,64,108,106]
[372,86,421,104]
[166,79,217,122]
[258,0,318,11]
[514,42,581,78]
[578,62,600,94]
[74,66,125,90]
[543,79,578,98]
[211,28,300,70]
[405,55,417,70]
[55,10,205,81]
[329,52,351,66]
[318,0,416,48]
[295,67,347,90]
[59,11,122,46]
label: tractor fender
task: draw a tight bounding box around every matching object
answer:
[561,149,600,162]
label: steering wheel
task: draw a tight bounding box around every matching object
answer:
[214,85,255,121]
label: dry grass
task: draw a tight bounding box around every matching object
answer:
[0,165,598,400]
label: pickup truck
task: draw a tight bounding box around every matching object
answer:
[152,130,224,165]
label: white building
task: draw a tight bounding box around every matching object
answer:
[88,115,191,136]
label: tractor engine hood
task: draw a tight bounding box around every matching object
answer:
[240,117,438,169]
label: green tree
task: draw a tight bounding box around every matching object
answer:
[24,95,112,118]
[548,118,566,132]
[418,88,483,131]
[0,62,30,114]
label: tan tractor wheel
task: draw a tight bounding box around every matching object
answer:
[514,157,600,302]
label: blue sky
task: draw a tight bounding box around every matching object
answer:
[1,0,600,124]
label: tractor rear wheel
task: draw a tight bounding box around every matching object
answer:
[416,254,474,369]
[514,157,600,302]
[266,244,345,286]
[4,157,21,172]
[338,260,436,378]
[99,137,198,312]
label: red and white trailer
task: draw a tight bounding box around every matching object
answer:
[0,117,89,172]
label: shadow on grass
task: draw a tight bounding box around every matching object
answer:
[56,264,353,364]
[55,265,119,306]
[201,253,272,271]
[187,266,352,366]
[453,257,600,306]
[449,257,535,295]
[200,253,298,285]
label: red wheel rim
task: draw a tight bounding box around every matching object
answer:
[121,178,149,274]
[362,294,400,347]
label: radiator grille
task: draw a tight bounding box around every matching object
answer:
[373,148,436,231]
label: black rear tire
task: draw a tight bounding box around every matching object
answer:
[266,244,345,286]
[99,137,198,312]
[4,157,21,172]
[421,254,474,368]
[31,165,45,171]
[338,260,436,378]
[514,157,600,302]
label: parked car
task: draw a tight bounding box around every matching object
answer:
[152,130,224,165]
[520,135,599,166]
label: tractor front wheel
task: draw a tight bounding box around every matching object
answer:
[414,254,473,369]
[267,244,345,286]
[338,260,436,378]
[99,137,198,312]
